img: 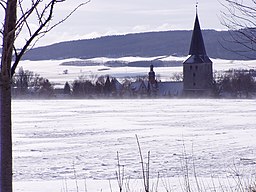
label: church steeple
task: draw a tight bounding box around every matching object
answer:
[189,13,207,56]
[184,12,212,64]
[182,8,213,96]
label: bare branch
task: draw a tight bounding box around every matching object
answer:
[15,0,41,30]
[13,44,18,59]
[11,0,90,76]
[219,32,256,59]
[0,0,6,10]
[18,0,32,37]
[32,0,44,26]
[46,0,90,32]
[11,0,56,76]
[220,0,256,57]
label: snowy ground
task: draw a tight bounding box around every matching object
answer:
[13,57,256,191]
[12,99,256,191]
[18,56,256,87]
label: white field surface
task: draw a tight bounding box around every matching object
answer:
[18,56,256,87]
[13,99,256,192]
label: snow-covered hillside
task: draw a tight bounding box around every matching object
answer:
[19,56,256,87]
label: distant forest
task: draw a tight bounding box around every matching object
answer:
[23,30,256,61]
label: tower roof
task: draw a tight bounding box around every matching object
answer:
[184,13,212,64]
[189,14,206,55]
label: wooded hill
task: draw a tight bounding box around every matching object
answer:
[23,30,256,61]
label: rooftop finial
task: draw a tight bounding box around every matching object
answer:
[196,1,198,14]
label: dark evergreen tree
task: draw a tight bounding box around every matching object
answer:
[110,78,118,97]
[64,82,71,95]
[104,76,111,96]
[72,80,95,97]
[72,81,81,97]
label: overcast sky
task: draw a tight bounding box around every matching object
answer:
[4,0,251,47]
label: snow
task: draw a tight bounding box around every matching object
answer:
[87,56,167,63]
[12,99,256,191]
[12,57,256,191]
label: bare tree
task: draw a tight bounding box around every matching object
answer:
[220,0,256,58]
[0,0,90,191]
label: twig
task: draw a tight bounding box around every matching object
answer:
[136,134,150,192]
[147,151,150,192]
[181,139,191,192]
[72,161,79,192]
[191,143,201,192]
[155,172,160,192]
[84,178,87,192]
[109,180,113,192]
[116,151,125,192]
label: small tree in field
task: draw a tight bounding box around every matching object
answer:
[0,1,90,191]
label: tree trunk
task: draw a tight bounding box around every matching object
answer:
[0,1,85,191]
[0,77,12,192]
[1,0,17,192]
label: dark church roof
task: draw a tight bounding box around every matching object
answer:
[184,13,212,64]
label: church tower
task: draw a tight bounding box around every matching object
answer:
[183,12,213,96]
[148,65,157,96]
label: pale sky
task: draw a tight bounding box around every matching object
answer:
[1,0,252,47]
[43,0,224,47]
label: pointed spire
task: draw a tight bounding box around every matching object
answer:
[196,1,198,14]
[188,13,207,56]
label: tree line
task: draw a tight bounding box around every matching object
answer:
[12,67,256,99]
[214,69,256,98]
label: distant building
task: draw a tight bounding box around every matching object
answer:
[130,79,148,98]
[147,65,183,97]
[183,13,213,96]
[147,64,158,97]
[111,78,123,97]
[157,81,183,97]
[146,12,213,98]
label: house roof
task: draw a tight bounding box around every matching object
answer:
[184,13,212,64]
[157,81,183,96]
[130,80,147,92]
[111,78,123,91]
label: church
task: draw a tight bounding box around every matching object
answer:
[147,11,213,97]
[183,12,213,96]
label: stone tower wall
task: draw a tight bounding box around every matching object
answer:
[183,63,213,91]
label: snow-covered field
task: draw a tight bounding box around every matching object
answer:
[12,99,256,192]
[19,56,256,87]
[12,57,256,191]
